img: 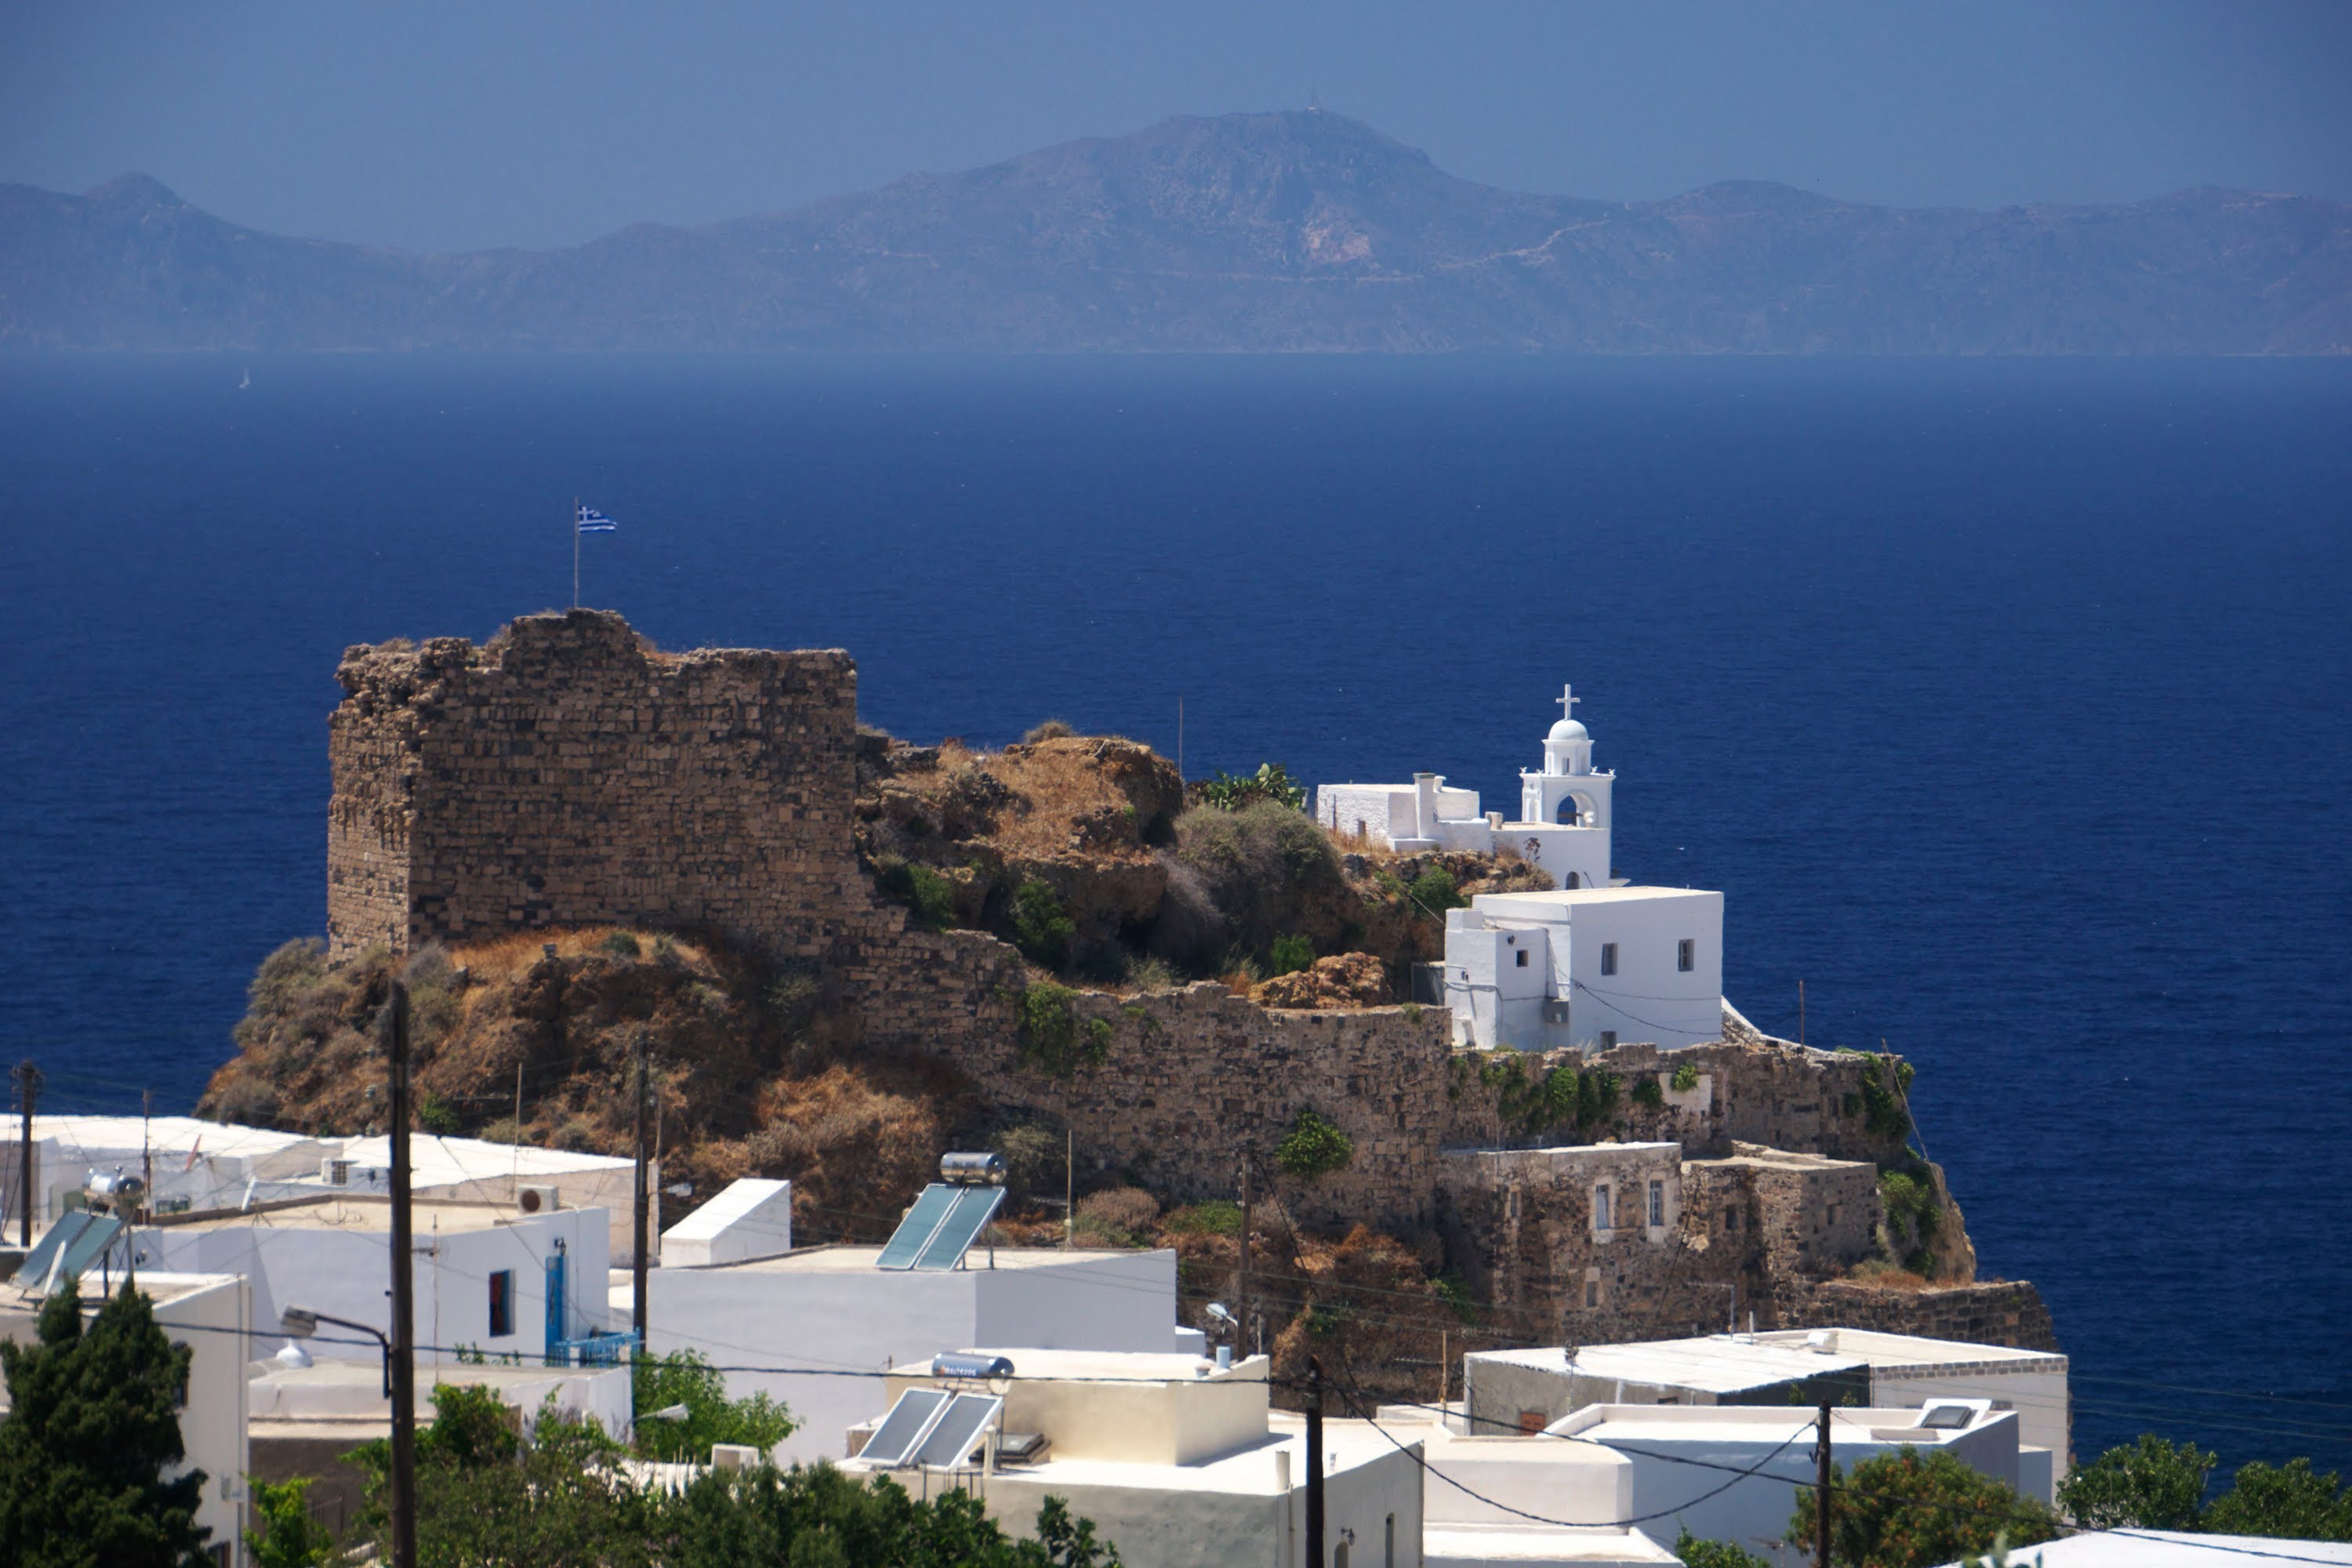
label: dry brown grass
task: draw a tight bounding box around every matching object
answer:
[449,925,719,982]
[979,741,1153,862]
[1842,1258,1934,1290]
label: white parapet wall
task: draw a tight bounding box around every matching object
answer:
[661,1178,793,1267]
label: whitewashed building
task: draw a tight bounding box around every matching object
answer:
[633,1243,1185,1468]
[1548,1402,2028,1568]
[1316,685,1617,893]
[850,1350,1425,1568]
[136,1193,616,1373]
[0,1269,252,1565]
[1443,887,1724,1051]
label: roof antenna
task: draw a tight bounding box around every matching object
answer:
[1308,83,1323,113]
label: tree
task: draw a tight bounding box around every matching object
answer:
[1788,1447,2060,1568]
[633,1347,796,1463]
[661,1465,1121,1567]
[2058,1435,2216,1530]
[2204,1459,2352,1542]
[0,1278,212,1568]
[1675,1528,1777,1568]
[349,1383,660,1568]
[245,1476,337,1568]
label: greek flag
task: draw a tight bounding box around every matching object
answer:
[575,505,618,533]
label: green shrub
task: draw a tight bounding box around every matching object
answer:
[1577,1070,1621,1129]
[1405,868,1464,917]
[1788,1447,2059,1568]
[1275,1109,1354,1179]
[2203,1457,2352,1541]
[1671,1062,1700,1093]
[1431,1267,1479,1324]
[873,857,959,931]
[989,1123,1065,1209]
[1268,934,1315,977]
[1011,880,1076,968]
[1675,1530,1775,1568]
[1169,801,1346,966]
[418,1094,462,1137]
[633,1348,795,1464]
[599,931,641,959]
[1165,1200,1243,1236]
[1857,1054,1912,1140]
[2059,1435,2216,1531]
[1631,1075,1665,1110]
[1014,983,1109,1077]
[1191,761,1307,811]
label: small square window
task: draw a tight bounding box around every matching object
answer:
[1599,1031,1617,1049]
[488,1269,515,1338]
[1599,942,1618,977]
[1515,949,1530,968]
[1678,938,1696,973]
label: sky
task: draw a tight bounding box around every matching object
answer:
[3,1,2349,254]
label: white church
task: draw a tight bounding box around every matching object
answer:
[1314,687,1726,1054]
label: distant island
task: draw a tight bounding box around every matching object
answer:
[5,111,2347,354]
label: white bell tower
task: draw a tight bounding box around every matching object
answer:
[1520,683,1615,847]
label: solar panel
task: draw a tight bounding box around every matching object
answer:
[16,1213,93,1290]
[876,1185,960,1271]
[55,1216,125,1287]
[913,1393,1001,1469]
[861,1387,952,1466]
[912,1185,1003,1272]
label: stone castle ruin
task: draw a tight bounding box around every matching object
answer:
[324,609,2053,1351]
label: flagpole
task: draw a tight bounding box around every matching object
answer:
[572,495,579,609]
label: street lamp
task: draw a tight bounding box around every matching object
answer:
[281,1305,395,1399]
[644,1403,691,1421]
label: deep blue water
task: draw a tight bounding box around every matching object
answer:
[3,354,2348,1478]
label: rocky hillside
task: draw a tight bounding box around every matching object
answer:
[8,112,2347,351]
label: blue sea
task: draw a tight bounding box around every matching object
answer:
[3,354,2348,1478]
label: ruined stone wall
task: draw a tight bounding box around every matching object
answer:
[328,612,876,961]
[1439,1038,1913,1168]
[1787,1279,2061,1353]
[866,968,1457,1235]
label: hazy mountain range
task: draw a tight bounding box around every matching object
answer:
[5,111,2348,354]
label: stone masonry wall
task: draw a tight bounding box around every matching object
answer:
[328,611,877,962]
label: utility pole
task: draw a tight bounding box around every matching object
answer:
[1799,980,1807,1047]
[1063,1125,1074,1247]
[12,1061,40,1247]
[385,982,418,1568]
[141,1090,154,1223]
[1236,1145,1254,1359]
[1814,1400,1834,1568]
[1305,1356,1326,1568]
[632,1029,651,1343]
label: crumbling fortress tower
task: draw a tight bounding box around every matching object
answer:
[323,609,2055,1352]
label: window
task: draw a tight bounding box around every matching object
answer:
[1584,1277,1599,1308]
[1648,1179,1664,1227]
[1386,1514,1396,1567]
[1599,942,1618,976]
[1599,1031,1617,1049]
[1593,1184,1612,1229]
[1678,938,1696,973]
[488,1269,514,1338]
[1515,949,1530,968]
[1519,1410,1548,1435]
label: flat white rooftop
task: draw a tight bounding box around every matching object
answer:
[147,1194,583,1236]
[896,1348,1237,1383]
[28,1114,325,1157]
[1554,1403,2006,1448]
[1476,887,1719,910]
[1748,1327,2067,1371]
[678,1243,1154,1276]
[1472,1338,1857,1393]
[331,1133,633,1179]
[1933,1535,2352,1568]
[1425,1524,1679,1567]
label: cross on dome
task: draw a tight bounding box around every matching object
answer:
[1557,684,1579,719]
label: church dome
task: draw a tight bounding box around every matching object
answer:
[1548,719,1589,744]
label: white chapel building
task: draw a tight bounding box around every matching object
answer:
[1316,686,1728,1054]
